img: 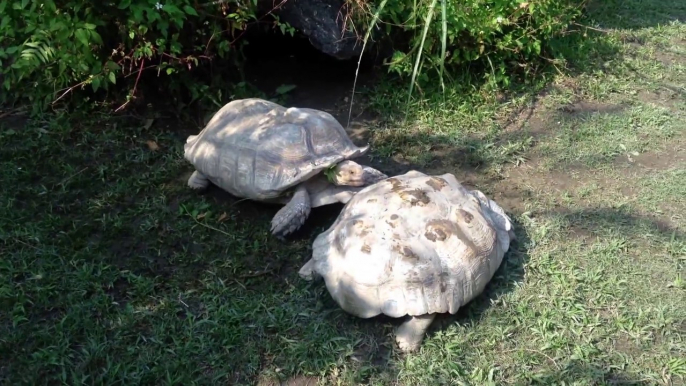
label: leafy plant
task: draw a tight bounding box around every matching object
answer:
[347,0,588,99]
[0,0,261,112]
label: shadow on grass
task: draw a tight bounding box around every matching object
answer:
[1,112,532,384]
[549,206,685,243]
[525,360,655,385]
[585,0,686,30]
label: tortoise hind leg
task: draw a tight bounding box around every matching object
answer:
[395,313,436,353]
[188,170,211,190]
[270,185,311,239]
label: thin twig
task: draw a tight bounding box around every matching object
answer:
[182,204,234,237]
[348,0,388,128]
[228,197,252,208]
[115,58,145,112]
[57,167,89,187]
[500,348,560,370]
[11,238,61,257]
[239,267,279,278]
[52,80,88,105]
[572,22,611,33]
[0,106,27,119]
[123,64,159,78]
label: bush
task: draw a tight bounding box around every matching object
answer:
[0,0,586,111]
[350,0,587,90]
[0,0,260,111]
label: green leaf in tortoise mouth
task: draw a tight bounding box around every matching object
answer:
[324,165,337,184]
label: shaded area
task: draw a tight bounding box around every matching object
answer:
[549,207,686,243]
[0,113,395,384]
[525,360,657,385]
[0,109,526,385]
[586,0,686,29]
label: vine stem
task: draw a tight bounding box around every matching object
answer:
[115,58,145,112]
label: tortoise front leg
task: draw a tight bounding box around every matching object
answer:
[270,185,312,238]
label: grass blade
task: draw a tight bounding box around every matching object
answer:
[347,0,388,128]
[406,0,438,119]
[439,0,447,96]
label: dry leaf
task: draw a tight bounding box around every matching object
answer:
[196,212,206,220]
[519,2,529,8]
[217,212,228,222]
[146,140,160,151]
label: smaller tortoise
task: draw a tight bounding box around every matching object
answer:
[183,98,388,238]
[299,170,515,352]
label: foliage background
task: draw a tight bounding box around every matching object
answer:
[0,0,586,112]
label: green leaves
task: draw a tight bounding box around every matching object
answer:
[0,0,259,109]
[182,5,198,16]
[363,0,583,92]
[323,166,337,184]
[74,29,90,46]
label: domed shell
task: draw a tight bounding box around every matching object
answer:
[303,170,515,319]
[184,98,368,200]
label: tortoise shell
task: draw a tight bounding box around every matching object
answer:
[303,170,515,318]
[184,98,368,200]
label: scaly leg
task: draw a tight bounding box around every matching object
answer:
[188,170,211,190]
[395,314,436,352]
[270,185,311,238]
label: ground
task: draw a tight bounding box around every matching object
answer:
[1,0,685,385]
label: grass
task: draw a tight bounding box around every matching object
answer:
[1,0,685,384]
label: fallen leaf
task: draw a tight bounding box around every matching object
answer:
[519,2,529,8]
[275,84,297,95]
[217,212,228,222]
[144,118,155,130]
[196,212,206,220]
[146,140,160,151]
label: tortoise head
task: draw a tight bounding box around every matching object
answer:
[327,160,388,187]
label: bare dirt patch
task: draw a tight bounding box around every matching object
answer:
[256,374,321,386]
[613,143,686,170]
[499,91,553,137]
[557,100,625,116]
[653,49,683,67]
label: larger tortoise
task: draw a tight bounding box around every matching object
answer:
[183,98,388,238]
[299,170,515,352]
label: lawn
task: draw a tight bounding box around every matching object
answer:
[1,0,685,385]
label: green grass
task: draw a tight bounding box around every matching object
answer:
[2,0,686,384]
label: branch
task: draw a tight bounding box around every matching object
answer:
[115,58,145,112]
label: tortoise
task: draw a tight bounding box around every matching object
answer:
[298,170,515,352]
[183,98,388,238]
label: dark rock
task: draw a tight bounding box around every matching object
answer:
[259,0,376,60]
